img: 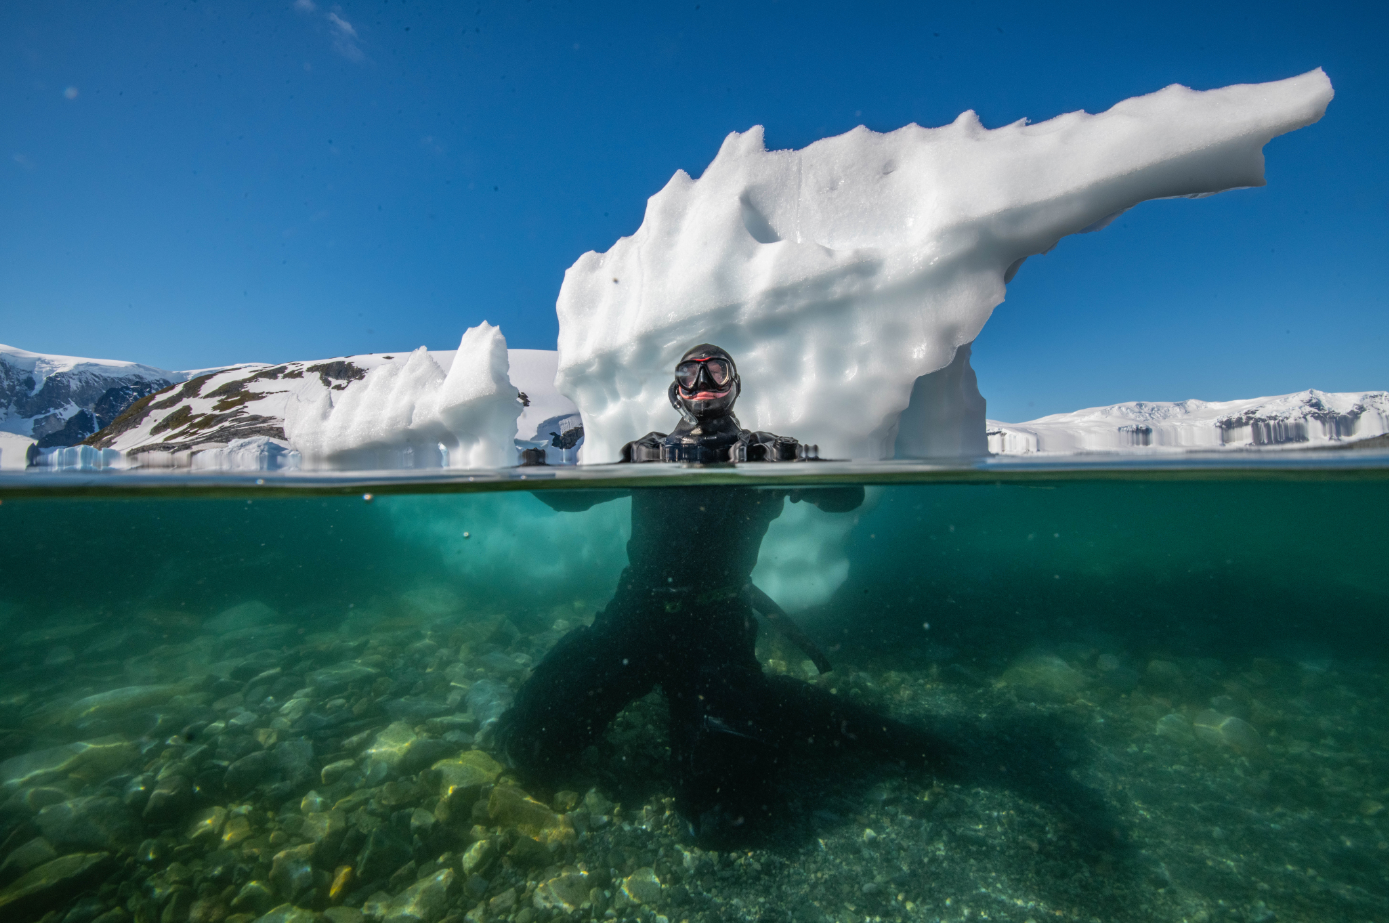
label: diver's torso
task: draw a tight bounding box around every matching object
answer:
[625,486,785,590]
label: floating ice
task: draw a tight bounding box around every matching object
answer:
[555,70,1333,461]
[989,389,1389,454]
[285,323,521,469]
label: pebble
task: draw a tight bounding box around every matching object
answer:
[186,806,228,844]
[621,867,663,905]
[320,760,356,786]
[533,872,592,912]
[1155,713,1196,745]
[1193,710,1264,754]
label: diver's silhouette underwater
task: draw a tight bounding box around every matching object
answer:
[494,346,1122,853]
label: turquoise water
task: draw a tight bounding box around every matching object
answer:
[0,460,1386,923]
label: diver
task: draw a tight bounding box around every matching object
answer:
[493,345,942,847]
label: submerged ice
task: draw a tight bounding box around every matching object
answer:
[556,70,1333,461]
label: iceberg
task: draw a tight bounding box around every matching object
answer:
[285,323,521,469]
[988,390,1389,455]
[555,70,1333,462]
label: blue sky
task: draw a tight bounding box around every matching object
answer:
[2,1,1384,422]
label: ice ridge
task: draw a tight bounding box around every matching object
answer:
[555,70,1333,461]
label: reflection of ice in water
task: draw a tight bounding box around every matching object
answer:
[753,488,879,613]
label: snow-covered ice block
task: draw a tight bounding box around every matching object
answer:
[285,322,521,469]
[988,390,1389,455]
[556,70,1333,461]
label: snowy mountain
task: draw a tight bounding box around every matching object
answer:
[0,343,185,468]
[988,390,1389,455]
[51,343,577,471]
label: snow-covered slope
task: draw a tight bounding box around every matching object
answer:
[71,341,572,470]
[556,70,1333,462]
[0,343,184,462]
[988,390,1389,455]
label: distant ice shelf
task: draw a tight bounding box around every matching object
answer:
[988,390,1389,455]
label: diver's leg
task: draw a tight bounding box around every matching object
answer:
[494,618,656,786]
[762,675,947,765]
[666,655,788,847]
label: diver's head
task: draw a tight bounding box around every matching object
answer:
[669,343,740,422]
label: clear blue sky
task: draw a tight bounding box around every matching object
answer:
[2,1,1384,422]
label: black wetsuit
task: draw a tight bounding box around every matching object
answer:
[496,484,941,845]
[494,345,939,845]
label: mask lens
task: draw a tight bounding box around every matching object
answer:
[705,358,732,386]
[675,361,701,389]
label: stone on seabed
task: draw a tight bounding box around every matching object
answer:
[36,796,137,850]
[621,867,663,905]
[0,852,112,917]
[432,750,502,797]
[253,904,319,923]
[1193,710,1264,754]
[1155,713,1196,745]
[1001,651,1087,698]
[0,737,137,791]
[363,722,417,770]
[378,868,454,923]
[533,872,591,912]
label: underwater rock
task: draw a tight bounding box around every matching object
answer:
[533,872,591,913]
[356,828,413,886]
[309,663,378,696]
[225,751,275,795]
[463,681,512,730]
[459,840,493,877]
[204,601,278,636]
[230,880,274,916]
[186,806,227,844]
[252,904,319,923]
[487,785,561,835]
[395,739,455,777]
[269,843,317,904]
[36,796,137,850]
[322,908,363,923]
[1001,651,1088,699]
[1,738,138,792]
[1193,710,1264,755]
[1154,713,1196,745]
[1144,660,1184,691]
[0,851,112,918]
[432,751,502,800]
[381,697,452,723]
[320,760,355,786]
[221,812,254,847]
[299,810,345,847]
[363,723,417,773]
[0,836,57,884]
[142,774,192,824]
[620,868,662,905]
[377,868,453,923]
[52,685,181,726]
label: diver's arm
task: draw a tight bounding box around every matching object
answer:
[532,489,629,512]
[741,431,804,462]
[789,485,865,513]
[620,432,667,464]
